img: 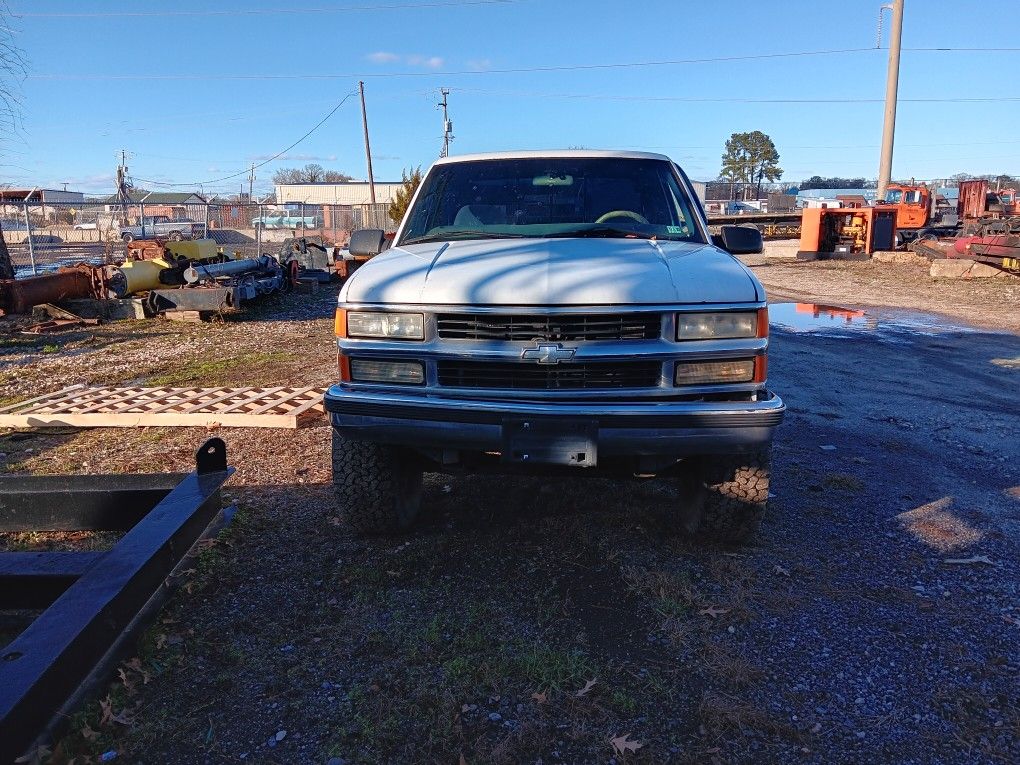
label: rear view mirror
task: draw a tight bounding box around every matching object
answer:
[714,224,764,255]
[349,228,386,257]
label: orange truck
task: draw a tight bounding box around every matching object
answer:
[879,180,1016,243]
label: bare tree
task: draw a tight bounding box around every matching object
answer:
[0,1,26,279]
[272,164,353,185]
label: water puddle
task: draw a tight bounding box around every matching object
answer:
[769,302,985,338]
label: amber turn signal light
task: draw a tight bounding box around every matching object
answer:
[334,308,347,338]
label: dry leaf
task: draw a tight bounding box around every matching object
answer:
[610,733,644,756]
[99,696,114,726]
[1002,615,1020,627]
[111,707,135,727]
[699,605,731,619]
[459,754,468,765]
[14,745,51,764]
[81,723,100,742]
[943,555,998,567]
[155,634,168,649]
[117,668,136,696]
[575,679,597,698]
[773,565,791,577]
[531,690,548,704]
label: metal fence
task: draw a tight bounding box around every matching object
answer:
[1,200,394,278]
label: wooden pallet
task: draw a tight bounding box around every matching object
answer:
[0,384,326,429]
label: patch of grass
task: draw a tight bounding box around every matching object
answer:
[699,690,805,744]
[42,344,60,353]
[145,351,298,386]
[822,473,864,492]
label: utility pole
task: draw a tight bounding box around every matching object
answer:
[438,87,454,158]
[358,81,376,204]
[248,163,256,202]
[877,0,904,201]
[116,149,131,224]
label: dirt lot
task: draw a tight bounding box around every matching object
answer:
[2,255,1018,764]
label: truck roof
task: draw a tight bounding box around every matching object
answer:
[434,149,673,165]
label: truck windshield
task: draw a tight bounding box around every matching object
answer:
[400,157,704,245]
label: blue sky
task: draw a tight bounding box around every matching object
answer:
[3,0,1020,195]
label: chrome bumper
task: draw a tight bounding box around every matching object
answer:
[324,386,785,460]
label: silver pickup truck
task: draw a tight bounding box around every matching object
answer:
[119,216,201,242]
[325,150,784,541]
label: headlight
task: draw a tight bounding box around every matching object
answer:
[676,311,757,341]
[350,359,424,384]
[675,359,755,385]
[347,311,425,340]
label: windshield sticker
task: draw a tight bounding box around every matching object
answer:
[666,225,686,235]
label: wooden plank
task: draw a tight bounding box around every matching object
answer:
[0,385,86,414]
[28,386,148,415]
[144,387,229,414]
[211,387,289,414]
[244,386,320,415]
[60,387,154,415]
[278,392,326,418]
[0,387,328,429]
[174,387,270,413]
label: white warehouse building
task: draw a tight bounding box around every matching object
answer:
[275,181,403,206]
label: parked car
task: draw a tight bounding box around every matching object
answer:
[325,150,784,541]
[73,222,98,230]
[119,216,201,242]
[251,214,321,230]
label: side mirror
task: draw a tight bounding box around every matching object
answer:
[713,224,764,255]
[348,228,386,257]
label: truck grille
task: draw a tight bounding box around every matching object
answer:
[436,360,662,390]
[436,313,661,341]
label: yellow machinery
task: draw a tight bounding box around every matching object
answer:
[797,207,897,260]
[108,239,233,297]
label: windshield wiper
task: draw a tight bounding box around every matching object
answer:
[402,230,529,245]
[545,226,654,240]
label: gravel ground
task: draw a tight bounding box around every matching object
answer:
[2,258,1018,764]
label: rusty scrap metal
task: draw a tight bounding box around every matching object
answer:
[0,267,95,315]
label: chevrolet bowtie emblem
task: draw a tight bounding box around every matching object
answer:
[521,343,576,365]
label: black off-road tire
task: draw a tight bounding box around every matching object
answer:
[697,449,771,544]
[331,428,423,534]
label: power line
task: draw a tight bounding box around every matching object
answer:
[25,47,880,80]
[448,87,1020,104]
[24,46,1020,82]
[11,0,517,18]
[133,91,358,188]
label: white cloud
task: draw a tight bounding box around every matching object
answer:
[366,51,401,64]
[366,51,443,69]
[467,58,492,71]
[406,54,444,69]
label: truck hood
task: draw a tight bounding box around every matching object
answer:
[341,237,761,306]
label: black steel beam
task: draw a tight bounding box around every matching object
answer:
[0,474,184,532]
[0,551,105,609]
[0,439,233,763]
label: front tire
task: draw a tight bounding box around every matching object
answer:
[121,232,134,243]
[696,449,771,544]
[331,429,423,534]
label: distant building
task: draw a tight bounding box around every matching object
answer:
[0,188,85,205]
[102,191,208,220]
[276,182,403,206]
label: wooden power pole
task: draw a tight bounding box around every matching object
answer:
[359,81,377,204]
[877,0,904,201]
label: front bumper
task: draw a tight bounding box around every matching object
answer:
[324,386,785,461]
